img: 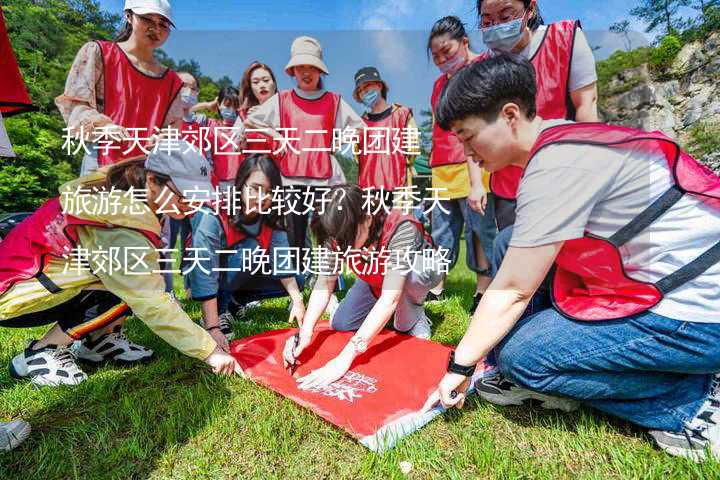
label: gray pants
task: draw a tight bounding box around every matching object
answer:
[330,255,443,333]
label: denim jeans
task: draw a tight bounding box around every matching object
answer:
[430,196,497,274]
[496,308,720,432]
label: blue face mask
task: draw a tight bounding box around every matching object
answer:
[482,15,526,53]
[361,89,381,110]
[219,106,238,122]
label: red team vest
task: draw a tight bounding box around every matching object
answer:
[96,40,183,166]
[488,21,580,229]
[217,210,274,251]
[358,106,413,190]
[351,210,433,297]
[430,57,484,168]
[0,197,163,297]
[278,90,340,179]
[525,123,720,321]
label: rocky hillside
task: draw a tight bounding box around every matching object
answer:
[600,31,720,173]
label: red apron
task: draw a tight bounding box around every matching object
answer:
[489,20,580,229]
[526,123,720,321]
[357,106,413,190]
[0,197,163,297]
[278,90,340,179]
[350,210,432,297]
[0,10,35,116]
[96,40,183,166]
[429,56,484,168]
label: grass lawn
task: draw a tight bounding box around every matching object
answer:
[1,247,719,479]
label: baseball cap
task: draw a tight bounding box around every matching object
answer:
[124,0,175,27]
[145,140,213,200]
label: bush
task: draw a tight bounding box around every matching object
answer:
[650,34,683,72]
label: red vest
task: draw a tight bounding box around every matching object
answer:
[278,90,340,179]
[490,20,580,207]
[350,210,432,297]
[358,106,413,190]
[0,197,163,296]
[430,56,484,168]
[96,40,183,166]
[217,210,274,251]
[527,123,720,321]
[0,10,35,116]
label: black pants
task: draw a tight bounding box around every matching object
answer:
[0,291,129,340]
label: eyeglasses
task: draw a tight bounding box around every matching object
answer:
[133,13,172,33]
[480,8,526,29]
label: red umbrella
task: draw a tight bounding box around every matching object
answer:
[0,7,35,116]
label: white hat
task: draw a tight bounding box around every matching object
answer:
[124,0,174,27]
[284,36,329,76]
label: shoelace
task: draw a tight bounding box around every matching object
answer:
[52,347,79,370]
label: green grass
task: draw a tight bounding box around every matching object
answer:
[2,248,719,479]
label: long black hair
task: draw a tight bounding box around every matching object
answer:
[476,0,544,31]
[312,184,386,252]
[232,154,284,230]
[426,16,469,59]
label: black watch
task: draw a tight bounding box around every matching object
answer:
[447,351,476,377]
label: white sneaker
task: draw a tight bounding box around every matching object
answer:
[0,420,30,451]
[407,313,432,340]
[475,373,579,412]
[10,342,87,387]
[217,312,235,341]
[71,327,153,364]
[650,374,720,461]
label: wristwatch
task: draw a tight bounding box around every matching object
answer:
[349,335,368,354]
[447,351,476,377]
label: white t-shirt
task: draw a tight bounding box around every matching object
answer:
[517,24,598,92]
[0,112,15,157]
[511,120,720,323]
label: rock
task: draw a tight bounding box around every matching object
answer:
[700,151,720,175]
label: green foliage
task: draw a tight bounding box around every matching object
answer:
[686,121,720,158]
[649,34,683,71]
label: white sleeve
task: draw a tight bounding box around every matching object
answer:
[568,28,598,92]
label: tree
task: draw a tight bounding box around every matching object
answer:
[630,0,685,36]
[610,20,633,51]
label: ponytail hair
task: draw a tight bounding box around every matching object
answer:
[115,9,134,42]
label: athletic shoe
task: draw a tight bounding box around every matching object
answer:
[650,374,720,461]
[10,342,87,387]
[475,373,579,412]
[71,326,153,364]
[407,313,432,340]
[470,293,483,315]
[0,420,30,451]
[217,312,235,340]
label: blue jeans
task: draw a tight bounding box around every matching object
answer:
[431,196,496,274]
[497,308,720,432]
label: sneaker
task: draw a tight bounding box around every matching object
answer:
[470,293,483,315]
[0,420,30,451]
[475,373,579,412]
[650,374,720,461]
[217,312,235,340]
[71,326,153,364]
[407,313,432,340]
[10,342,87,387]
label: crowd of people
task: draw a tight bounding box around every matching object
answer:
[1,0,719,463]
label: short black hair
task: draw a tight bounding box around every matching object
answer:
[435,53,537,130]
[426,16,468,58]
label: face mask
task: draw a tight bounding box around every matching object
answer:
[361,89,381,110]
[438,50,467,76]
[219,106,237,122]
[180,88,198,108]
[482,14,526,53]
